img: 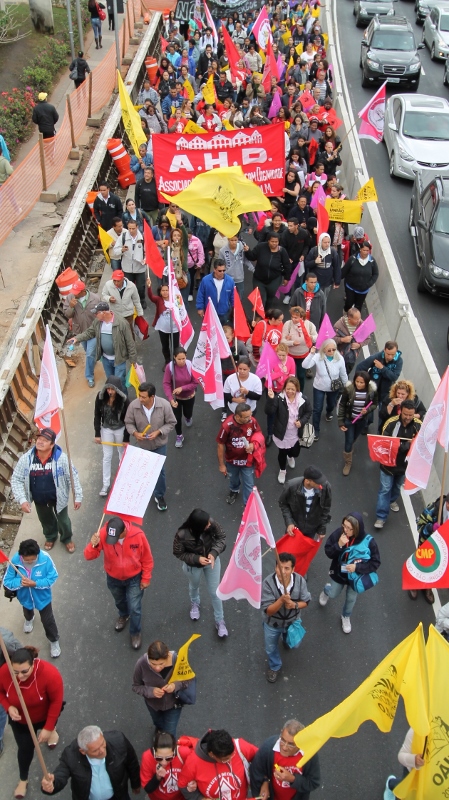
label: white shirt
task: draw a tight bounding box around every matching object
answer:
[275,574,294,594]
[223,372,263,413]
[213,277,224,303]
[142,404,154,425]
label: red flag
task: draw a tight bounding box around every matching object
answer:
[221,24,245,81]
[301,90,315,112]
[308,137,319,167]
[316,106,343,130]
[143,219,165,279]
[358,81,387,144]
[402,519,449,590]
[405,367,449,493]
[248,288,265,318]
[160,36,168,53]
[367,434,401,467]
[233,288,250,342]
[276,529,321,577]
[262,38,279,93]
[0,549,9,564]
[34,325,63,439]
[316,200,329,240]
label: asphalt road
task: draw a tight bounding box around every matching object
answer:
[0,280,438,800]
[336,0,449,375]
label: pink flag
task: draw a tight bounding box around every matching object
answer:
[352,313,376,343]
[276,261,304,297]
[34,325,63,438]
[252,6,273,50]
[268,90,282,120]
[404,367,449,493]
[216,488,276,608]
[168,256,194,349]
[191,299,231,408]
[310,183,327,210]
[204,1,218,50]
[315,313,335,348]
[256,339,280,389]
[358,82,387,144]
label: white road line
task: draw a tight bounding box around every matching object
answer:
[421,66,426,76]
[401,490,441,618]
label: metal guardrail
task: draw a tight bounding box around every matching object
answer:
[0,13,162,509]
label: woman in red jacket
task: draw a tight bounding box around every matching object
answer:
[141,731,193,799]
[0,646,64,799]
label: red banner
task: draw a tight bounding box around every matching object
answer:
[276,529,321,577]
[152,125,285,200]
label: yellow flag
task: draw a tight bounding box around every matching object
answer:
[259,49,266,65]
[311,6,320,17]
[294,625,429,767]
[323,32,329,49]
[171,634,201,682]
[325,197,364,224]
[117,70,147,157]
[222,119,235,131]
[183,79,195,101]
[184,120,206,134]
[126,363,141,394]
[202,74,216,105]
[295,42,304,56]
[281,29,292,45]
[161,166,271,237]
[98,226,115,264]
[166,210,177,229]
[356,177,378,203]
[395,626,447,800]
[288,55,295,71]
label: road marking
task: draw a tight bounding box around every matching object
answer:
[421,66,426,76]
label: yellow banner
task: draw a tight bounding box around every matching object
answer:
[183,80,195,101]
[202,74,216,105]
[184,120,206,134]
[117,70,147,157]
[98,226,115,264]
[325,198,363,224]
[356,177,378,203]
[171,634,201,682]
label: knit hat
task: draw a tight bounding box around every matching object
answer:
[105,517,126,545]
[37,427,56,444]
[354,226,365,240]
[303,466,323,483]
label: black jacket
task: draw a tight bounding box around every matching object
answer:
[324,512,381,586]
[380,414,422,476]
[357,350,403,403]
[173,520,226,566]
[337,381,378,426]
[265,392,312,442]
[135,177,159,213]
[305,246,341,288]
[280,228,309,265]
[378,394,426,427]
[279,476,332,538]
[341,254,379,293]
[93,192,123,230]
[41,730,140,800]
[316,150,341,177]
[245,242,292,283]
[216,80,234,102]
[250,734,321,800]
[93,376,130,438]
[32,101,59,134]
[70,57,90,80]
[289,286,325,330]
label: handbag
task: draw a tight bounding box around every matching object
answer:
[177,272,188,289]
[285,618,306,648]
[96,3,106,20]
[323,357,344,392]
[348,570,379,594]
[4,586,17,602]
[299,421,315,447]
[175,677,197,705]
[69,67,79,81]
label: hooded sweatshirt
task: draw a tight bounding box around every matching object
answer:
[324,511,381,585]
[289,283,325,330]
[84,519,154,582]
[94,376,130,437]
[0,658,63,729]
[178,733,258,800]
[304,234,341,288]
[3,549,58,611]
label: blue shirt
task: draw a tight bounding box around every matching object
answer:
[86,757,114,800]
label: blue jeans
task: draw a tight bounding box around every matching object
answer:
[182,558,224,622]
[312,387,339,434]
[226,463,254,506]
[375,470,405,521]
[343,417,367,453]
[152,444,167,499]
[91,17,101,38]
[145,704,182,737]
[106,573,143,635]
[110,258,122,271]
[101,357,127,382]
[81,337,97,381]
[0,703,7,743]
[324,578,358,617]
[263,622,287,672]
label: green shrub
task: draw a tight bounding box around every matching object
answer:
[0,88,35,158]
[21,66,53,92]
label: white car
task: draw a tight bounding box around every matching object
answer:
[422,5,449,60]
[383,94,449,179]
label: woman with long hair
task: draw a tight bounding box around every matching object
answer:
[147,277,180,367]
[338,371,378,476]
[378,379,426,429]
[163,347,198,449]
[132,642,193,737]
[94,376,129,495]
[87,0,105,49]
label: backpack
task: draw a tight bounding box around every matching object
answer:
[299,421,315,448]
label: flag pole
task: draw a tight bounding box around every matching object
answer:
[334,119,358,150]
[60,409,76,509]
[167,246,176,392]
[0,633,50,780]
[438,451,448,524]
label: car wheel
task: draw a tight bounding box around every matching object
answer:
[361,70,370,87]
[417,267,427,294]
[389,151,396,178]
[431,42,437,61]
[415,13,423,24]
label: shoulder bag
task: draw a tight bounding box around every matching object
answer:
[323,357,344,392]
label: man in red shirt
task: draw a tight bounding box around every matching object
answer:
[249,720,321,800]
[217,403,261,506]
[178,729,258,800]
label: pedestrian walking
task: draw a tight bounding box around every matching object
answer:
[147,278,181,368]
[279,466,332,540]
[141,731,192,800]
[264,343,296,446]
[11,427,82,553]
[93,183,123,231]
[178,730,258,800]
[302,340,348,441]
[357,341,403,423]
[223,358,263,419]
[289,273,325,331]
[41,725,140,798]
[135,167,160,225]
[219,236,254,301]
[196,260,235,324]
[63,279,100,388]
[338,371,378,476]
[383,728,425,800]
[304,233,341,302]
[341,242,379,312]
[319,512,381,634]
[265,378,312,484]
[88,0,105,48]
[0,646,64,799]
[112,220,147,309]
[102,270,143,333]
[281,307,317,391]
[333,307,366,377]
[0,152,13,183]
[68,302,137,382]
[261,553,311,682]
[173,508,228,636]
[132,640,194,737]
[84,516,154,650]
[32,92,58,139]
[69,51,91,89]
[3,539,61,657]
[163,347,199,449]
[244,234,291,308]
[378,379,426,431]
[411,494,449,604]
[125,382,176,512]
[93,376,129,496]
[216,402,264,506]
[250,719,321,798]
[0,627,23,757]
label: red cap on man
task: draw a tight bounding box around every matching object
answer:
[112,270,125,281]
[72,280,86,295]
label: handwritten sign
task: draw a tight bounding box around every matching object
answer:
[104,446,165,523]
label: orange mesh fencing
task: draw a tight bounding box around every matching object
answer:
[42,112,73,188]
[91,39,117,112]
[0,145,43,246]
[71,79,90,138]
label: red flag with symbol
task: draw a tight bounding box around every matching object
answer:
[144,219,165,279]
[367,434,400,467]
[34,325,63,439]
[248,288,265,319]
[276,529,321,577]
[402,519,449,589]
[233,288,251,342]
[358,81,387,144]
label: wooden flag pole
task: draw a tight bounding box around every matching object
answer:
[96,512,106,536]
[60,409,77,509]
[438,451,448,524]
[0,633,50,779]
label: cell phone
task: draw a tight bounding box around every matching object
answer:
[341,564,350,573]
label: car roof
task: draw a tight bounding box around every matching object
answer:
[388,94,449,112]
[372,15,413,28]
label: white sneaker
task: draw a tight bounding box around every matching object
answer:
[99,486,109,497]
[50,641,61,658]
[390,502,400,512]
[374,518,385,529]
[319,587,330,606]
[283,294,291,305]
[341,616,352,634]
[23,617,34,634]
[188,294,193,301]
[287,456,295,469]
[278,469,287,484]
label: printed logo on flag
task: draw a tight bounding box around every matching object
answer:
[235,523,262,580]
[406,531,449,585]
[414,401,446,463]
[372,438,395,462]
[258,19,272,48]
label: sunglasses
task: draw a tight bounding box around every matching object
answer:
[155,755,175,762]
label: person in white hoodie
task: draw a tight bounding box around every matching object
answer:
[102,270,143,332]
[302,339,347,441]
[383,728,425,799]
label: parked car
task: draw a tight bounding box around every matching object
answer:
[360,15,424,90]
[422,5,449,60]
[353,0,397,28]
[409,171,449,295]
[383,94,449,179]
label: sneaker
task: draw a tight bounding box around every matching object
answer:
[384,777,397,800]
[155,496,168,511]
[325,413,333,421]
[184,417,193,427]
[314,434,319,442]
[23,617,34,634]
[221,411,228,422]
[99,486,109,497]
[319,588,330,606]
[175,434,184,448]
[390,501,400,512]
[266,668,280,683]
[374,518,385,529]
[216,620,228,637]
[226,490,239,505]
[190,602,200,620]
[88,379,95,388]
[50,640,61,658]
[278,469,287,484]
[341,615,352,634]
[188,294,193,301]
[287,457,295,469]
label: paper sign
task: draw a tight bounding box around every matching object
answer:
[324,198,363,224]
[105,446,165,523]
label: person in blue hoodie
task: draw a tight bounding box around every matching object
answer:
[3,538,61,658]
[196,259,235,324]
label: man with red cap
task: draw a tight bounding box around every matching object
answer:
[63,280,100,388]
[84,515,154,650]
[102,270,143,334]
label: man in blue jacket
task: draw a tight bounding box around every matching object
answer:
[196,260,235,324]
[357,341,403,430]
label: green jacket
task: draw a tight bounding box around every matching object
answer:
[75,313,137,366]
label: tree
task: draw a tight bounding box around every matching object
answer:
[0,5,31,44]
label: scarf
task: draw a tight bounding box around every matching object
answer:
[298,319,312,348]
[358,254,370,266]
[318,232,331,258]
[303,291,314,318]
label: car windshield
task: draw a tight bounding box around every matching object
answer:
[403,111,449,139]
[434,205,449,235]
[370,32,415,50]
[440,14,449,32]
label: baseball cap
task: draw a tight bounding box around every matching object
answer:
[105,517,126,544]
[37,427,56,444]
[94,301,110,313]
[72,280,86,295]
[38,92,48,101]
[111,270,125,281]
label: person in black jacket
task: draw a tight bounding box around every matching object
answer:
[341,243,379,312]
[32,93,59,139]
[319,512,380,634]
[279,466,332,539]
[280,218,309,269]
[41,726,140,799]
[93,376,130,497]
[135,167,160,224]
[69,51,91,89]
[93,183,123,231]
[265,378,312,483]
[244,234,291,308]
[250,720,321,800]
[173,508,228,638]
[304,233,340,301]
